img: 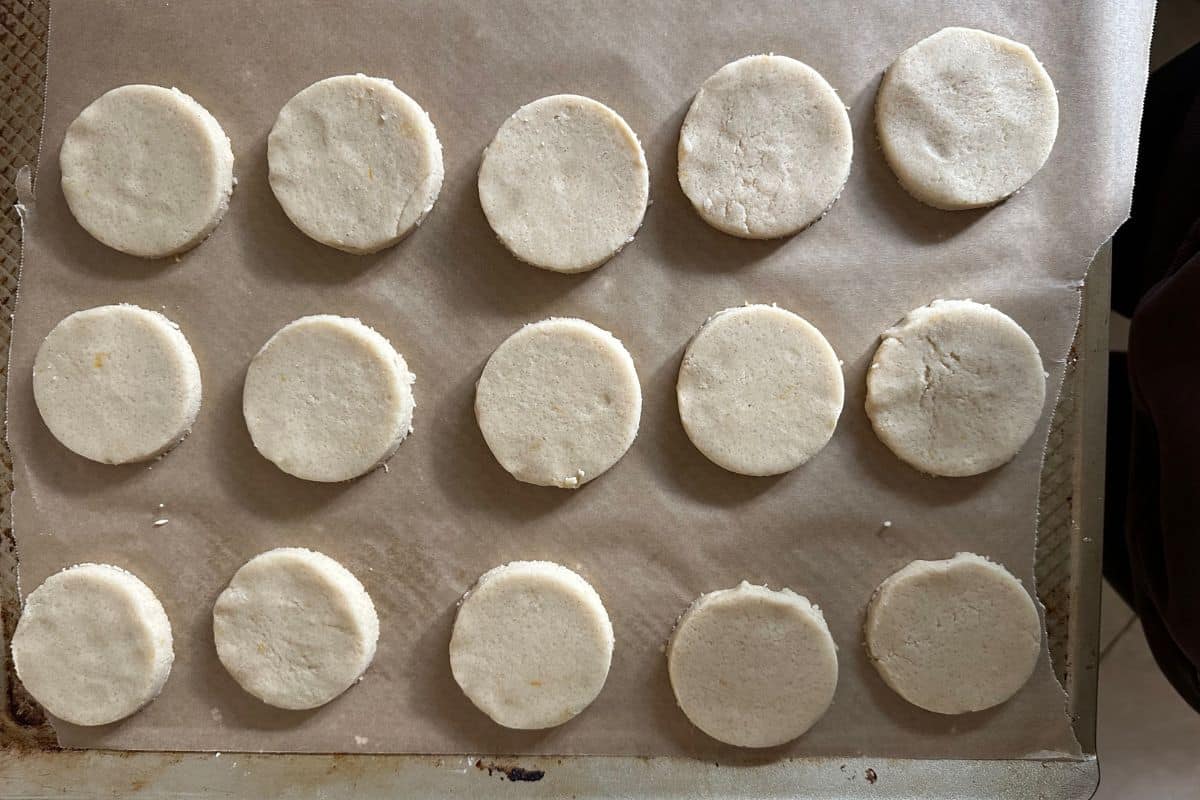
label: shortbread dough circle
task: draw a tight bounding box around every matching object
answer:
[213,548,379,710]
[668,582,838,748]
[12,563,174,726]
[478,94,649,273]
[876,27,1059,209]
[677,305,844,476]
[60,84,234,257]
[475,318,641,488]
[243,315,415,482]
[678,54,853,238]
[865,299,1046,477]
[450,561,614,729]
[865,553,1042,714]
[33,304,203,464]
[269,74,444,253]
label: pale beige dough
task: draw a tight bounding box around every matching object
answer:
[269,74,444,254]
[677,304,843,476]
[11,564,174,726]
[865,553,1042,714]
[243,315,415,482]
[478,94,649,273]
[668,582,838,748]
[865,299,1047,477]
[213,548,379,710]
[60,84,234,258]
[33,304,202,464]
[678,54,853,238]
[450,561,613,729]
[876,27,1059,210]
[475,318,641,488]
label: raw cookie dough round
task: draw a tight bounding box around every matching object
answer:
[678,54,853,239]
[865,299,1046,477]
[11,563,174,726]
[213,548,379,710]
[876,27,1059,210]
[475,318,641,488]
[33,304,203,464]
[60,84,234,258]
[268,74,444,253]
[243,315,415,482]
[478,94,649,273]
[865,553,1042,714]
[668,582,838,748]
[450,561,613,729]
[677,304,844,476]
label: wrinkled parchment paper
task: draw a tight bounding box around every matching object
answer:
[8,0,1152,757]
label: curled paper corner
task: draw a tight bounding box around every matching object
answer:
[14,165,35,224]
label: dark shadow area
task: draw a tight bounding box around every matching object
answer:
[642,99,791,274]
[16,381,169,496]
[850,76,992,245]
[191,600,328,731]
[236,137,392,285]
[851,630,1003,736]
[843,347,1003,505]
[643,640,799,765]
[208,373,357,520]
[430,156,593,318]
[429,366,580,521]
[37,177,195,281]
[641,345,788,507]
[409,600,566,751]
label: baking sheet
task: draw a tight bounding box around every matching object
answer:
[7,0,1150,757]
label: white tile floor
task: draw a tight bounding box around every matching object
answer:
[1093,582,1200,799]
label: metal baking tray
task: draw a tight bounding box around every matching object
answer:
[0,1,1107,795]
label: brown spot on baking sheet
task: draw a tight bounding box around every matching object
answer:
[475,758,546,782]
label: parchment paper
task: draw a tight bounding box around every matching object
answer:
[8,0,1152,757]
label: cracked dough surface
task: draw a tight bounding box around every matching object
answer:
[243,314,415,483]
[667,582,838,748]
[213,548,379,710]
[268,74,444,254]
[33,304,202,464]
[450,561,614,729]
[677,304,843,476]
[12,564,174,726]
[475,317,641,488]
[876,27,1059,210]
[478,94,649,273]
[865,553,1042,714]
[865,299,1046,477]
[678,54,852,238]
[60,84,234,258]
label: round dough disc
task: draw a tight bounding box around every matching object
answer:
[475,318,641,488]
[865,553,1042,714]
[450,561,614,729]
[478,94,649,273]
[677,305,844,476]
[60,84,234,258]
[865,299,1046,477]
[12,563,174,726]
[678,54,853,239]
[243,315,415,482]
[33,304,203,464]
[876,27,1059,210]
[668,582,838,748]
[268,74,444,254]
[213,548,379,710]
